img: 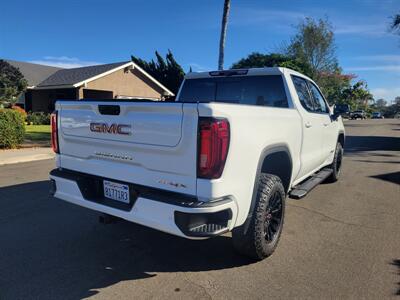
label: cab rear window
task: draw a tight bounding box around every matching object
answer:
[178,75,288,108]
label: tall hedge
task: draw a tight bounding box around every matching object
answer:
[0,109,25,148]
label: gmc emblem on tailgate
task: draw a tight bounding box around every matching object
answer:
[90,123,131,135]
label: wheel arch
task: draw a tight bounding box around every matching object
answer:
[242,144,293,234]
[338,131,345,147]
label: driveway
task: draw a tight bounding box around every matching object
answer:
[0,119,399,299]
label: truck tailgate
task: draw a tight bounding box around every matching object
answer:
[57,101,198,195]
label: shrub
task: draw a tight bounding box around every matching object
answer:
[12,105,27,121]
[0,109,25,149]
[27,112,51,125]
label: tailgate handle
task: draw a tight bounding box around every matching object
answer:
[98,105,120,115]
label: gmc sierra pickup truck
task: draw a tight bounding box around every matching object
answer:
[49,67,345,260]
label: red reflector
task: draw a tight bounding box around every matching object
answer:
[198,118,230,179]
[51,111,59,153]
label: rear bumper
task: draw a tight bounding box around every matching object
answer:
[49,168,237,239]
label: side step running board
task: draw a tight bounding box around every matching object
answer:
[289,168,333,199]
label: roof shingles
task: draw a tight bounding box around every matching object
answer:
[5,60,62,87]
[37,61,129,87]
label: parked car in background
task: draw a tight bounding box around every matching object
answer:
[350,110,367,120]
[334,104,350,119]
[371,112,384,119]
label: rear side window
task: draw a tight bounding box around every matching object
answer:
[308,82,329,113]
[292,76,314,112]
[179,75,288,108]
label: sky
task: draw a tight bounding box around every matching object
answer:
[0,0,399,101]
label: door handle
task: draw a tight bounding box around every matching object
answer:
[305,122,312,128]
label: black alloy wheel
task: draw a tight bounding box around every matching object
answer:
[264,191,283,243]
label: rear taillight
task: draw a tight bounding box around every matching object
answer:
[51,111,59,153]
[197,117,230,179]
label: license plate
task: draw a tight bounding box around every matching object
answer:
[103,180,130,203]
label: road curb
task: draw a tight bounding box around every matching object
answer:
[0,148,55,166]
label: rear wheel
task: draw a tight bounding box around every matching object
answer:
[326,142,343,183]
[232,174,285,260]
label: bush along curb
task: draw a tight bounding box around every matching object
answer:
[0,109,25,149]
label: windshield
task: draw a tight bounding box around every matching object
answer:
[178,75,288,108]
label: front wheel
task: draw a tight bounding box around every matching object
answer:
[326,142,343,183]
[232,174,285,260]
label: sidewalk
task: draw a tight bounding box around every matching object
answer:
[0,147,55,166]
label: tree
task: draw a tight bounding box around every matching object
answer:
[0,60,27,105]
[286,17,338,78]
[341,80,373,110]
[380,96,400,118]
[231,52,313,77]
[218,0,231,70]
[284,17,364,107]
[375,98,387,109]
[231,17,374,110]
[230,51,357,106]
[317,71,355,105]
[391,13,400,34]
[131,50,185,96]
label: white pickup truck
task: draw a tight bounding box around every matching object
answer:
[50,67,345,260]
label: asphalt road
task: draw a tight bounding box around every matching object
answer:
[0,119,399,299]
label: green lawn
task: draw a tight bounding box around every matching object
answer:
[25,125,51,142]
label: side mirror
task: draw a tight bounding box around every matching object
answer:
[331,113,340,121]
[331,107,341,121]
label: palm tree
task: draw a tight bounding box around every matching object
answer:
[218,0,231,70]
[391,14,400,33]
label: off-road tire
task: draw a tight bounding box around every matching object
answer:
[232,174,285,260]
[326,142,343,183]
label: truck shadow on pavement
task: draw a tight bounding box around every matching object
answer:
[370,172,400,185]
[344,135,400,154]
[343,135,400,185]
[0,180,254,300]
[391,259,400,295]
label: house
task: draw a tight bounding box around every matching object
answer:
[6,60,62,106]
[6,60,174,112]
